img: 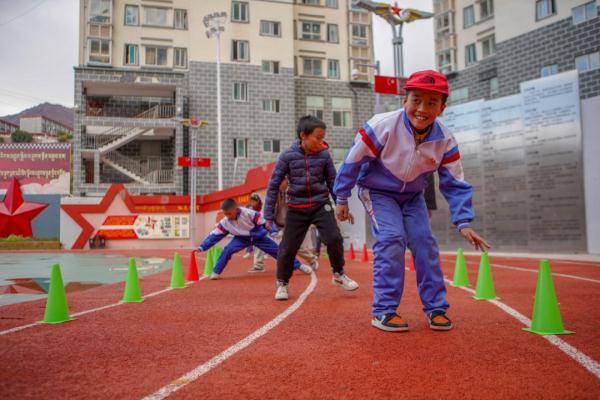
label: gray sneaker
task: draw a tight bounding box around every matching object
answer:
[332,273,359,291]
[298,264,313,275]
[275,282,288,301]
[248,266,265,273]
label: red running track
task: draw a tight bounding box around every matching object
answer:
[0,250,599,399]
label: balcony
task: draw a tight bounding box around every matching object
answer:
[86,101,176,119]
[435,33,457,51]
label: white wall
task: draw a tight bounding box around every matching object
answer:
[582,95,600,254]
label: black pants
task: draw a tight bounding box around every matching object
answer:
[277,202,345,283]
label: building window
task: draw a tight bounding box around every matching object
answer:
[541,64,559,77]
[438,50,453,73]
[233,82,248,102]
[232,40,249,61]
[174,48,187,68]
[463,5,475,28]
[261,60,280,74]
[328,59,340,79]
[479,0,494,19]
[572,2,597,24]
[233,138,248,158]
[449,87,469,103]
[326,0,338,8]
[174,9,188,29]
[232,2,249,22]
[575,52,600,73]
[90,0,111,23]
[481,35,495,58]
[125,5,139,26]
[536,0,556,20]
[436,13,451,33]
[260,21,281,37]
[262,100,280,113]
[144,7,169,26]
[332,97,352,128]
[303,58,322,76]
[89,39,110,64]
[327,24,339,43]
[302,0,320,5]
[465,43,477,65]
[351,24,368,46]
[124,44,138,65]
[263,139,281,153]
[145,47,167,66]
[302,21,322,40]
[489,77,499,96]
[307,96,324,120]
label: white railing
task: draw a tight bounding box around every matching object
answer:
[104,152,173,183]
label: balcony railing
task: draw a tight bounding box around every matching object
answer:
[86,104,176,119]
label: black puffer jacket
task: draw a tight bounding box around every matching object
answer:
[264,140,337,221]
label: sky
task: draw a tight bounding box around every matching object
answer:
[0,0,434,116]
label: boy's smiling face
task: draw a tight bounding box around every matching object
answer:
[300,127,326,153]
[403,89,446,131]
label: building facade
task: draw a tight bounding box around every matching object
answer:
[433,0,600,104]
[74,0,375,196]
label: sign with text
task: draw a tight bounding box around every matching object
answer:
[97,214,190,240]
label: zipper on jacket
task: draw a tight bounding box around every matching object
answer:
[304,153,312,204]
[401,144,418,192]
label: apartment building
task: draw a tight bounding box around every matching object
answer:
[433,0,600,104]
[74,0,375,195]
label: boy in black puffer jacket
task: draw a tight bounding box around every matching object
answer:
[264,116,359,300]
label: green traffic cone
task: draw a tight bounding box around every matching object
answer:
[203,248,215,277]
[473,252,498,300]
[39,264,74,324]
[170,252,186,289]
[122,257,143,303]
[523,260,574,335]
[451,248,470,287]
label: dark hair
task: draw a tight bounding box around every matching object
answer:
[296,115,326,139]
[221,198,237,211]
[405,90,448,105]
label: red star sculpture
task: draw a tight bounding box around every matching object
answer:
[391,2,402,16]
[0,177,48,237]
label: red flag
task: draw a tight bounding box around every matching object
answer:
[374,75,399,95]
[195,158,211,168]
[178,157,192,167]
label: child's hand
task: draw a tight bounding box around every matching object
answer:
[265,220,272,232]
[460,228,491,252]
[336,204,353,223]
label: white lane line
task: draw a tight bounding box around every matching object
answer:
[0,277,207,337]
[445,278,600,380]
[142,272,319,400]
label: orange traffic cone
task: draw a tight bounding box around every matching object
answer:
[361,244,369,262]
[349,243,356,261]
[186,251,199,282]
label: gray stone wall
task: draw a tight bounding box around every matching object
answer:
[447,10,600,103]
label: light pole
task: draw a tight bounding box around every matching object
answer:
[354,60,383,113]
[204,11,227,191]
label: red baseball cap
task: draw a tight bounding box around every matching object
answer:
[404,70,449,96]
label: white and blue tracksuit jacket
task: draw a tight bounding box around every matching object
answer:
[334,109,475,317]
[198,207,300,275]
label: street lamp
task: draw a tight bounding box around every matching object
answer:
[204,11,227,191]
[353,60,383,112]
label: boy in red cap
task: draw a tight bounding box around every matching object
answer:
[334,70,490,332]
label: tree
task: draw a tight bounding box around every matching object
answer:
[57,130,73,142]
[11,129,33,143]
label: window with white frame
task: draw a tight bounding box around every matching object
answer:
[263,139,281,153]
[449,87,469,103]
[306,96,324,120]
[572,2,597,24]
[144,7,169,26]
[328,60,340,79]
[174,9,188,29]
[302,0,320,5]
[479,0,493,19]
[233,82,248,102]
[541,64,559,77]
[463,5,475,28]
[233,138,248,158]
[124,44,138,65]
[332,97,352,128]
[326,0,338,8]
[302,21,321,40]
[489,77,498,96]
[481,35,495,58]
[327,24,339,43]
[232,40,249,61]
[125,5,139,26]
[262,99,280,113]
[90,0,111,23]
[261,60,280,74]
[232,2,249,22]
[303,58,322,76]
[438,50,452,71]
[575,52,600,73]
[89,39,110,64]
[436,13,451,33]
[174,48,187,68]
[351,24,368,46]
[536,0,556,20]
[465,43,477,65]
[145,46,167,66]
[260,20,281,37]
